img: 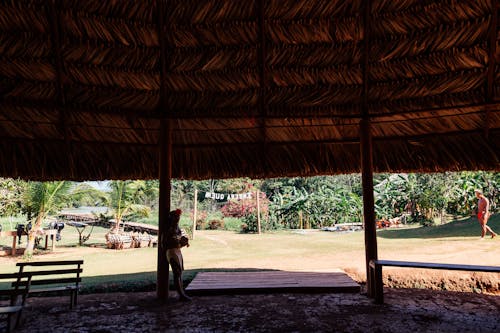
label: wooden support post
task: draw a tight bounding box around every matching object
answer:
[156,0,172,300]
[256,190,261,234]
[192,189,198,239]
[157,118,172,300]
[12,236,16,256]
[360,0,377,298]
[360,118,378,298]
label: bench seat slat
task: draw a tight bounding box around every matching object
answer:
[0,289,30,297]
[372,260,500,272]
[0,306,23,314]
[16,269,83,276]
[28,286,77,294]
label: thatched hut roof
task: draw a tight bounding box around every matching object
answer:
[0,0,499,180]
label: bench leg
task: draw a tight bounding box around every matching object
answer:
[69,290,78,309]
[14,309,23,330]
[374,264,384,304]
[6,313,12,333]
[367,264,373,297]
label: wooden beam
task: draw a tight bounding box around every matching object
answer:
[1,105,496,134]
[484,3,498,139]
[360,0,378,299]
[2,128,498,150]
[156,0,171,301]
[2,98,499,122]
[257,0,268,176]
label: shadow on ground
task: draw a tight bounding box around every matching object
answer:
[15,288,500,333]
[79,268,279,294]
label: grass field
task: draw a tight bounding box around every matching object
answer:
[0,215,499,293]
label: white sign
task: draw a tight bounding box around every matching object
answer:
[204,191,253,201]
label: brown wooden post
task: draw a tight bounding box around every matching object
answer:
[360,118,378,297]
[256,190,261,234]
[192,189,198,239]
[157,118,172,300]
[156,0,172,300]
[360,0,377,298]
[12,235,16,256]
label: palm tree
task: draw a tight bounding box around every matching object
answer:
[23,181,72,254]
[108,180,151,231]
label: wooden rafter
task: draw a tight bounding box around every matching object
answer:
[46,0,74,177]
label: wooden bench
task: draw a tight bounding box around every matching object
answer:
[1,272,32,332]
[14,260,83,309]
[369,259,500,304]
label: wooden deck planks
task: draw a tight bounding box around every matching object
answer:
[186,271,360,295]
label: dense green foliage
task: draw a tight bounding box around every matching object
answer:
[0,172,498,232]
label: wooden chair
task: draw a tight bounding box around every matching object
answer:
[0,272,32,333]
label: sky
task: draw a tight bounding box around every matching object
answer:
[85,181,110,192]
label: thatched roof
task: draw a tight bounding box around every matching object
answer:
[0,0,499,180]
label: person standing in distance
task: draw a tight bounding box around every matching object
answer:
[475,189,497,239]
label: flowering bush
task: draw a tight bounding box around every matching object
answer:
[221,192,269,218]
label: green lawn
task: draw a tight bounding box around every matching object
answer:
[0,215,498,293]
[377,215,500,239]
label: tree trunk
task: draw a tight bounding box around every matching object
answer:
[25,215,43,255]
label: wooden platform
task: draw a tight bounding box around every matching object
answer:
[186,270,360,295]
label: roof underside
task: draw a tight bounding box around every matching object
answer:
[0,0,499,180]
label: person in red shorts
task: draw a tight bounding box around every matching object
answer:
[474,189,497,239]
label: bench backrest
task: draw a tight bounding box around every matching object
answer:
[1,272,32,305]
[14,260,83,289]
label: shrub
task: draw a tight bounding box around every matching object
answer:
[196,219,206,230]
[208,219,225,230]
[240,215,258,233]
[222,217,242,231]
[221,193,269,218]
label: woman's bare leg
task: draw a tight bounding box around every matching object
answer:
[170,261,191,301]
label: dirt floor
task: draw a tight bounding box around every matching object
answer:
[14,287,500,333]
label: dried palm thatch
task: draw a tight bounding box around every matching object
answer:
[0,0,499,180]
